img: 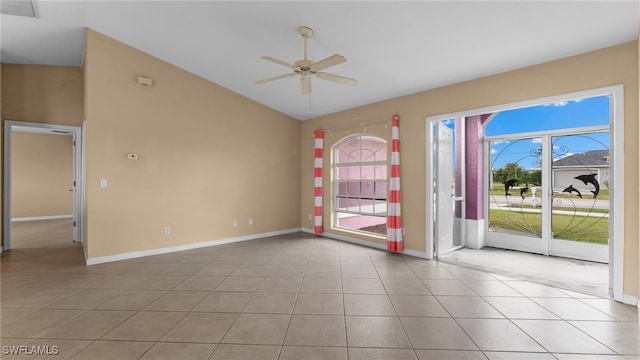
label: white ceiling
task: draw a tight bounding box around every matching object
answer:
[2,1,638,120]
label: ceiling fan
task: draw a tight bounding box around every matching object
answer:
[255,26,357,95]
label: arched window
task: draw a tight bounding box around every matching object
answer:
[334,135,387,235]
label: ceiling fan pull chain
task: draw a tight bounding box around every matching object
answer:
[308,94,312,114]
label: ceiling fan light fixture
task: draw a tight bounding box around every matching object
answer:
[255,25,357,95]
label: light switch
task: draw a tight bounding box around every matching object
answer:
[100,179,108,188]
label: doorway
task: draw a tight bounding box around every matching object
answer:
[3,121,84,252]
[426,85,624,301]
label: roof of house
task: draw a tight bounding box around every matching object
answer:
[553,150,609,167]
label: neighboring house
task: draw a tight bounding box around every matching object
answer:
[552,150,609,192]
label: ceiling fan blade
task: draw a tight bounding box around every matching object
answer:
[301,75,311,95]
[260,56,296,69]
[316,72,358,86]
[311,54,346,71]
[254,72,296,84]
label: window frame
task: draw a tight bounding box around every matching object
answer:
[333,134,388,236]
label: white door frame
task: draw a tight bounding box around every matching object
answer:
[425,85,624,303]
[3,120,85,250]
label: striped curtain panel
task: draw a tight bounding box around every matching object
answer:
[314,129,325,234]
[387,115,403,252]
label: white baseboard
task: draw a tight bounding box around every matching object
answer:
[302,227,428,259]
[621,294,638,307]
[11,215,73,222]
[86,228,302,265]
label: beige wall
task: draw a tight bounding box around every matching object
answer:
[83,29,301,259]
[1,64,84,247]
[11,132,73,219]
[301,41,639,298]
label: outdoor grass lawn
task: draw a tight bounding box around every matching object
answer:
[489,209,609,244]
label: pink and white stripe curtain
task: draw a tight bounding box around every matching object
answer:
[387,114,403,252]
[314,129,325,234]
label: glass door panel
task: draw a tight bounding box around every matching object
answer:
[550,132,609,262]
[488,138,543,236]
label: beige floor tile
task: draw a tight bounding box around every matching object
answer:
[68,340,152,360]
[348,348,418,360]
[307,256,340,266]
[42,310,135,340]
[192,292,252,312]
[95,290,166,310]
[195,264,239,276]
[553,355,627,359]
[484,352,556,359]
[345,316,411,348]
[300,277,342,293]
[513,319,616,354]
[446,267,498,280]
[342,278,386,294]
[293,293,344,315]
[503,281,572,297]
[340,266,379,278]
[531,298,616,321]
[415,350,487,360]
[400,317,477,350]
[1,288,81,308]
[209,344,280,360]
[90,274,151,289]
[570,320,640,355]
[47,289,123,310]
[1,308,85,338]
[279,346,347,360]
[304,265,341,277]
[144,290,208,311]
[101,311,186,341]
[411,267,460,280]
[578,298,639,322]
[128,274,187,290]
[257,277,302,293]
[1,308,40,325]
[376,266,419,279]
[461,280,524,296]
[381,278,430,295]
[284,314,346,346]
[215,276,263,292]
[231,265,273,277]
[13,339,93,360]
[340,256,374,267]
[123,263,174,275]
[421,279,477,296]
[267,265,306,277]
[139,342,215,360]
[483,296,560,319]
[437,296,504,318]
[242,292,297,314]
[222,313,290,345]
[274,256,309,266]
[456,318,545,352]
[344,294,396,316]
[162,312,237,343]
[389,295,450,317]
[159,263,207,276]
[173,275,225,291]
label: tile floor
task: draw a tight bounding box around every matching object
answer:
[0,219,638,359]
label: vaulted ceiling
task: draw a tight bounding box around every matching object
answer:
[2,1,638,120]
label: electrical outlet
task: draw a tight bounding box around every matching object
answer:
[127,153,139,160]
[249,218,253,225]
[164,227,171,235]
[233,220,238,227]
[308,213,312,221]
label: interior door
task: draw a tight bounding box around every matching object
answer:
[436,121,456,256]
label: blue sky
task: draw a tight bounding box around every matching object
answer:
[485,95,610,170]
